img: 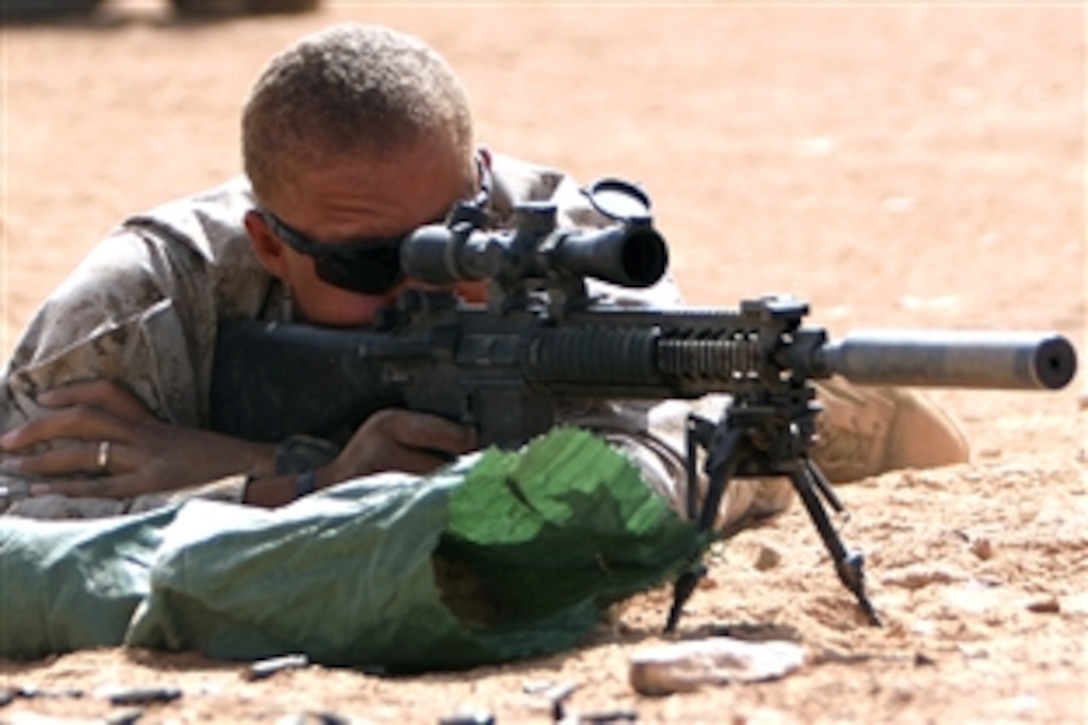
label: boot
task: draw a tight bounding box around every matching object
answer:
[639,378,969,537]
[811,377,969,483]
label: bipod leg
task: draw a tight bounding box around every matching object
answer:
[684,414,715,521]
[789,461,881,626]
[808,458,846,517]
[665,422,743,633]
[664,558,707,635]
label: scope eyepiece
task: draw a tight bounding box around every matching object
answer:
[400,224,464,285]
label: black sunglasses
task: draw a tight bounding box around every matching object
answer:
[260,210,407,295]
[261,155,492,296]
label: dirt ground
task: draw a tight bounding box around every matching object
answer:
[1,2,1085,723]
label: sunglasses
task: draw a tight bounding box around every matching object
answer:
[260,210,408,295]
[261,155,492,296]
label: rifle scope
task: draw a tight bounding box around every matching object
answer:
[402,202,669,290]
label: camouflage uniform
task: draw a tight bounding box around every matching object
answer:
[0,155,735,519]
[0,154,965,526]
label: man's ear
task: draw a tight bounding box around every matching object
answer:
[476,145,493,179]
[244,209,288,280]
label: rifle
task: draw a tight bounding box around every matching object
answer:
[210,179,1077,630]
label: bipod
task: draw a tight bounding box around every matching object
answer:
[664,389,882,633]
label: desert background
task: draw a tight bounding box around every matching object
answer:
[1,2,1085,723]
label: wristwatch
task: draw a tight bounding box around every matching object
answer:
[273,434,340,475]
[272,434,340,499]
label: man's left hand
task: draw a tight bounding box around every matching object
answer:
[0,380,275,499]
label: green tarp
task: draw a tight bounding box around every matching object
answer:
[0,429,704,671]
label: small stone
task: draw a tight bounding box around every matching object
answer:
[104,708,145,725]
[969,537,994,560]
[913,651,937,667]
[753,545,782,571]
[629,636,805,696]
[539,681,578,705]
[1026,596,1060,614]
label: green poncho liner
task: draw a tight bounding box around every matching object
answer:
[0,506,175,659]
[1,428,704,671]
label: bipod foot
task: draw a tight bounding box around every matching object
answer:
[836,551,882,626]
[792,462,882,627]
[665,561,707,633]
[665,414,741,633]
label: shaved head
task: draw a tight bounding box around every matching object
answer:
[242,23,474,205]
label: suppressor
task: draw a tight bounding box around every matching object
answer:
[817,331,1077,390]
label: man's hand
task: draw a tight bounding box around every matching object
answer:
[240,409,478,508]
[324,409,478,485]
[0,380,275,499]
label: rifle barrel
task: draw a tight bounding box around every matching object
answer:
[818,331,1077,390]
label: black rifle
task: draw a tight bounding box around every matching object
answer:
[211,180,1077,630]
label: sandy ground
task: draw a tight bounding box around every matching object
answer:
[0,2,1085,723]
